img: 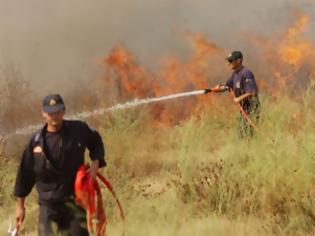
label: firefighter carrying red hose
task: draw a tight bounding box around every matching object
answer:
[13,94,106,236]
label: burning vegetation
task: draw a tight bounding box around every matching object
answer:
[96,11,315,125]
[0,11,314,133]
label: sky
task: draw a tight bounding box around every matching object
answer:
[0,0,314,95]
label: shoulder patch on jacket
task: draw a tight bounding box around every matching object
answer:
[33,145,43,153]
[245,77,251,83]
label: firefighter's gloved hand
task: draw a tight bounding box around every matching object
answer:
[204,88,212,94]
[220,85,229,91]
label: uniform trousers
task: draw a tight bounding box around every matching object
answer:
[38,198,89,236]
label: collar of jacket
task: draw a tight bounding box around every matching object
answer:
[34,120,70,144]
[33,121,72,171]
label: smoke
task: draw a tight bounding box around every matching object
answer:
[0,0,314,94]
[0,0,314,133]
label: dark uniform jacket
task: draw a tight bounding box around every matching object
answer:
[225,66,259,98]
[14,120,106,203]
[225,66,260,112]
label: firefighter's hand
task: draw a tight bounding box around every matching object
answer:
[16,206,25,229]
[233,97,241,104]
[211,84,228,93]
[86,160,99,180]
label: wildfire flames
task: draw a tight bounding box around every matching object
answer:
[279,13,311,66]
[97,10,314,125]
[102,32,225,124]
[0,10,314,137]
[274,12,315,92]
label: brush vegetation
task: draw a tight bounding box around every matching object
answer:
[0,91,315,236]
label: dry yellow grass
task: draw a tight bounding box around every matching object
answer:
[1,91,315,235]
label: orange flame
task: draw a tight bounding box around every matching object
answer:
[101,33,225,124]
[97,10,315,124]
[105,45,152,99]
[278,13,311,66]
[241,10,315,93]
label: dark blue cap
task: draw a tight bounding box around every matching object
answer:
[226,51,243,63]
[42,94,65,113]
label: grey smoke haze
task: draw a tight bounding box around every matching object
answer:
[0,0,314,95]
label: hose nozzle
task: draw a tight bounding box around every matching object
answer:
[8,223,18,236]
[204,88,212,94]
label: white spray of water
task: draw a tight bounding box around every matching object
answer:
[8,89,207,136]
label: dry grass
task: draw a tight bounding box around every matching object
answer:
[0,91,315,235]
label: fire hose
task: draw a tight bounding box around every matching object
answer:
[8,165,124,236]
[228,90,262,133]
[204,87,262,135]
[75,164,124,236]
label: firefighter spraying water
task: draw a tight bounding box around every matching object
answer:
[7,72,259,140]
[9,51,259,139]
[206,51,260,137]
